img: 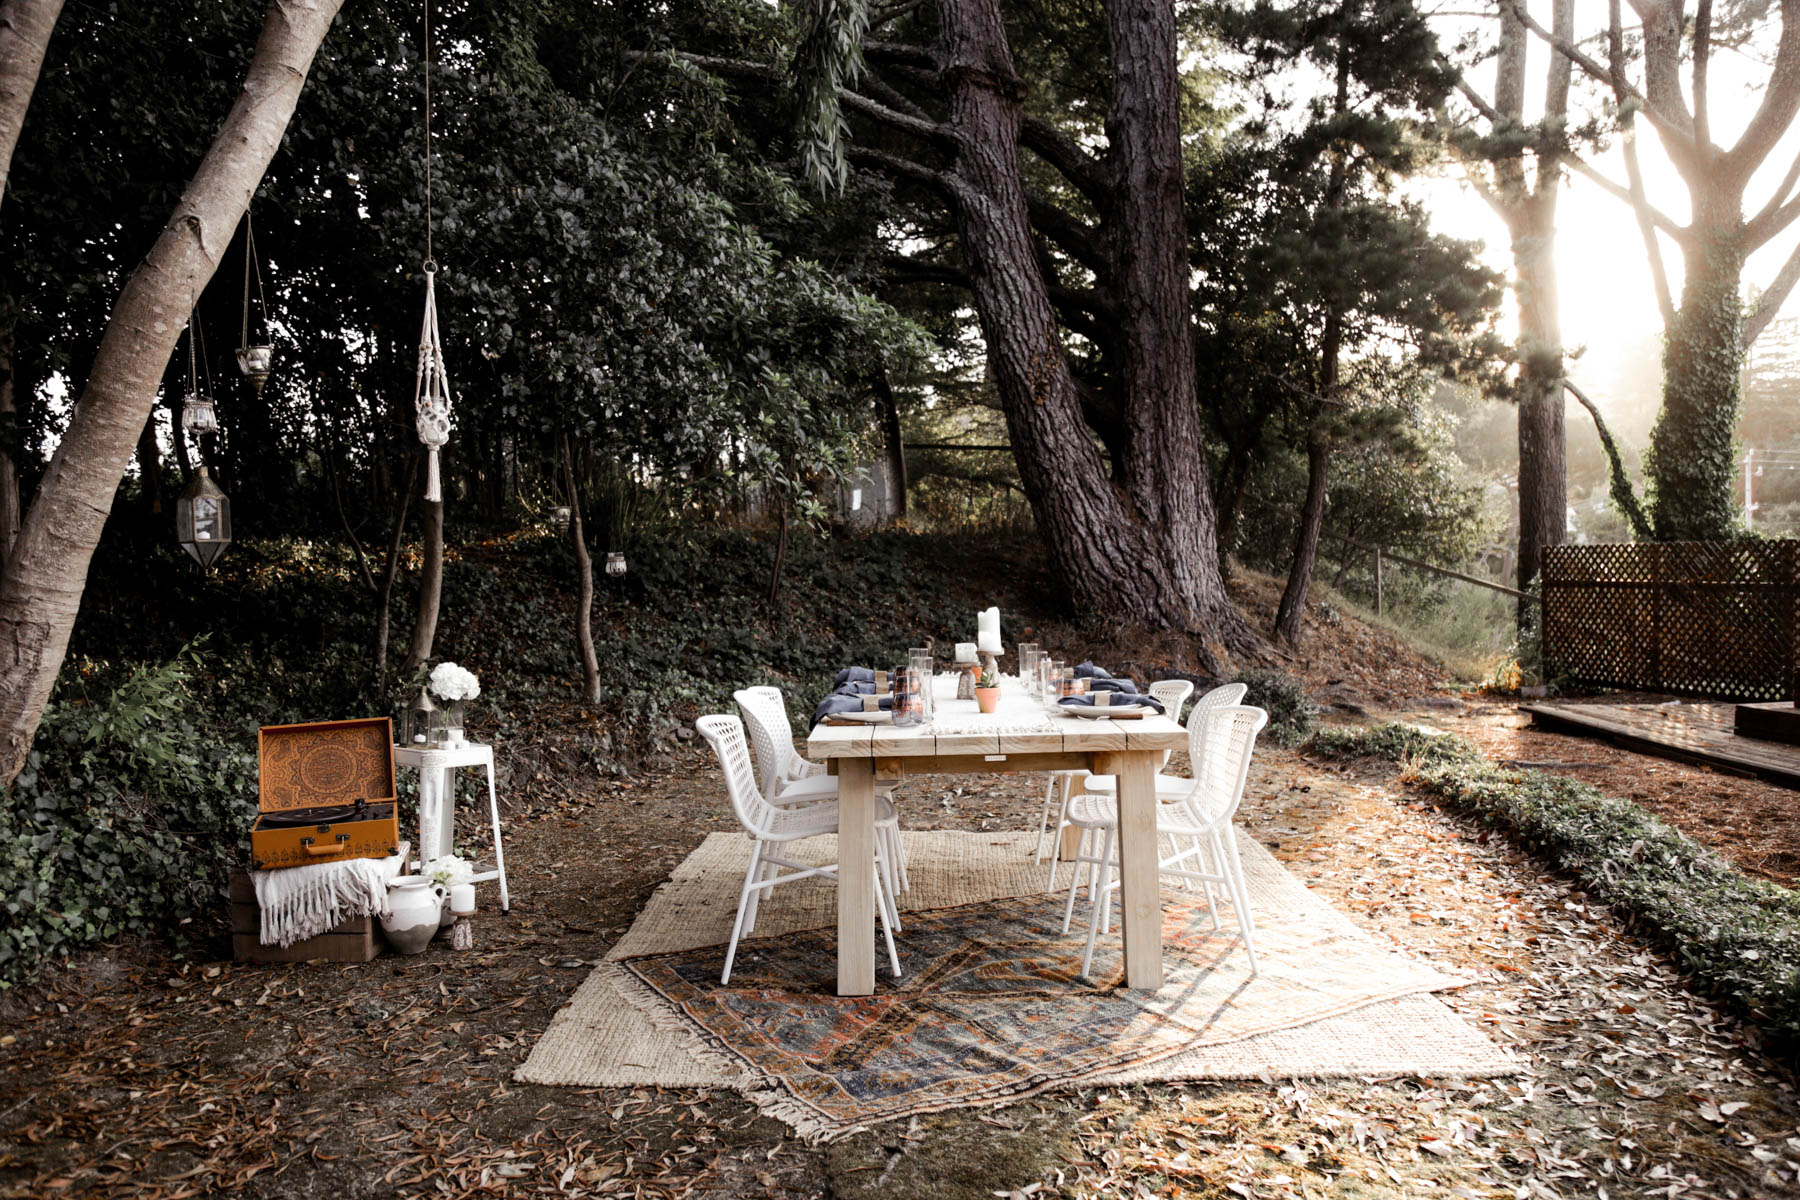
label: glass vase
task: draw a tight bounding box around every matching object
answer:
[429,698,467,749]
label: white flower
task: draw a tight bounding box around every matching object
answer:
[424,854,473,887]
[429,661,481,702]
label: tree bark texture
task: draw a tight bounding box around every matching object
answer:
[937,0,1247,653]
[0,0,62,212]
[1648,203,1747,540]
[0,0,343,786]
[0,307,18,568]
[401,495,444,675]
[1274,428,1332,644]
[562,435,601,704]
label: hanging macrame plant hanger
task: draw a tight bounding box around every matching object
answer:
[411,0,452,503]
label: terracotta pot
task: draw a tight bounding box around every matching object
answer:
[974,686,1000,714]
[383,876,440,955]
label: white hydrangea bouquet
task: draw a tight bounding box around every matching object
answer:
[426,662,479,748]
[424,854,473,888]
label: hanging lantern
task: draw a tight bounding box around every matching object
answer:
[180,392,219,436]
[413,264,453,502]
[605,551,627,577]
[237,209,274,396]
[175,466,232,568]
[551,506,571,530]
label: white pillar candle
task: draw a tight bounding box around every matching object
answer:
[450,882,476,913]
[977,607,1002,654]
[955,641,977,662]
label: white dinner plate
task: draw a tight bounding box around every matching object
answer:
[1062,704,1150,719]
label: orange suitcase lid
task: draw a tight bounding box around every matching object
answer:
[256,718,397,813]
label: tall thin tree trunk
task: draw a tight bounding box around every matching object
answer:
[875,371,907,522]
[1514,209,1566,594]
[0,0,343,785]
[1274,27,1351,646]
[372,456,417,699]
[402,492,444,675]
[562,434,600,704]
[0,0,63,213]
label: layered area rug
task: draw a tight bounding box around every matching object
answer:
[517,831,1516,1139]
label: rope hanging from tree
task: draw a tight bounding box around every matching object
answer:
[412,0,452,502]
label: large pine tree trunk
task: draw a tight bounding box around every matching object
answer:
[0,0,63,212]
[0,0,343,785]
[0,306,18,567]
[939,0,1247,653]
[1647,201,1747,541]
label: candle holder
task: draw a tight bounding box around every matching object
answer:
[451,907,476,950]
[953,652,980,700]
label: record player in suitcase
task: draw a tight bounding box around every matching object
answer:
[251,718,400,870]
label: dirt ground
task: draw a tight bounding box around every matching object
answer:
[3,702,1799,1199]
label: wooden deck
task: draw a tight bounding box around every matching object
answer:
[1521,701,1800,788]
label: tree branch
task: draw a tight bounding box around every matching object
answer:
[1720,0,1800,183]
[1744,239,1800,348]
[1508,0,1692,146]
[1612,0,1678,328]
[838,86,952,145]
[1746,147,1800,242]
[1565,378,1652,539]
[881,255,970,288]
[1024,190,1108,274]
[849,146,966,206]
[1019,115,1111,209]
[1564,155,1686,236]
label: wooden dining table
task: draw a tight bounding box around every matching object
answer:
[806,674,1189,996]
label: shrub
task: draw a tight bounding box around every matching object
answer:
[1315,722,1800,1049]
[0,646,257,987]
[1232,668,1315,746]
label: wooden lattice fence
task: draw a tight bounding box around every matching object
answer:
[1540,541,1800,701]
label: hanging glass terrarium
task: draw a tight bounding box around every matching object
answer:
[175,466,231,568]
[236,208,274,396]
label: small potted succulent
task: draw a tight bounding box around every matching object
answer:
[974,665,1000,714]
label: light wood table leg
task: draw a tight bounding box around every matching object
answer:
[836,757,878,996]
[1106,750,1164,990]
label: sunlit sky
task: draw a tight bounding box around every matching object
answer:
[1409,0,1800,424]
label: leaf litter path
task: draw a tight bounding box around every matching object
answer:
[1,720,1797,1199]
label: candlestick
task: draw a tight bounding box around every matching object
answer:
[977,607,1001,654]
[450,882,476,914]
[954,641,977,663]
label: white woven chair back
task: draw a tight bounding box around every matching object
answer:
[733,686,797,798]
[696,714,781,839]
[1186,682,1248,765]
[1180,704,1268,827]
[1148,679,1195,722]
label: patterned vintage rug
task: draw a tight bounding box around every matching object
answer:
[516,831,1514,1139]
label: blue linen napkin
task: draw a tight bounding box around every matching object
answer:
[1073,661,1113,679]
[1057,693,1163,714]
[814,691,895,725]
[1086,676,1139,695]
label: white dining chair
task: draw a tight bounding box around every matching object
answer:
[1060,704,1269,979]
[1034,678,1196,869]
[735,686,910,894]
[696,714,902,985]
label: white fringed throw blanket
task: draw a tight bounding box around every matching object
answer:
[253,843,409,948]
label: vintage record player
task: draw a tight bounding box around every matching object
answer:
[250,718,400,870]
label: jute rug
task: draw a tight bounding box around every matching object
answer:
[518,831,1516,1139]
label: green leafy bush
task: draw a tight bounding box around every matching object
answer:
[0,647,256,987]
[1315,723,1800,1049]
[1232,668,1315,746]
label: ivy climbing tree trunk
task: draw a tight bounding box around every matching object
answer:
[0,0,63,213]
[0,0,343,787]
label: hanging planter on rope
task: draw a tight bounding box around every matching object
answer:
[413,263,453,502]
[236,208,274,395]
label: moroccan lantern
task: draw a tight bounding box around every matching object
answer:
[404,686,438,746]
[180,392,219,436]
[237,209,274,396]
[175,466,232,568]
[605,551,627,577]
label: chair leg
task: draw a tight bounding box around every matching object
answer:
[1081,827,1116,978]
[874,866,902,979]
[875,828,902,933]
[721,840,765,985]
[1218,828,1260,975]
[1034,774,1062,863]
[893,819,911,893]
[1061,827,1088,934]
[743,843,769,933]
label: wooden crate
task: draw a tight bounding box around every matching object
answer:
[228,869,386,964]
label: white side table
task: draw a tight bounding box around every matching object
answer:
[393,742,511,911]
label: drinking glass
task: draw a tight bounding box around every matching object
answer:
[891,665,919,727]
[1017,643,1039,690]
[909,649,935,723]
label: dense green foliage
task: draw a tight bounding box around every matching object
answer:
[1314,723,1800,1048]
[1230,668,1315,746]
[0,651,257,987]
